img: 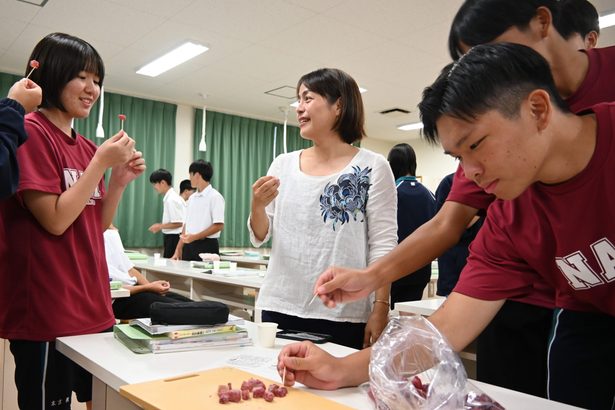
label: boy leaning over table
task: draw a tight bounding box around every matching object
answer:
[277,43,615,410]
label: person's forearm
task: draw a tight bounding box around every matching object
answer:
[373,285,390,310]
[366,201,476,289]
[160,222,182,230]
[23,157,108,235]
[101,174,129,229]
[336,348,371,387]
[192,223,224,241]
[249,205,269,242]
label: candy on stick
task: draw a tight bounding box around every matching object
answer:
[118,114,126,131]
[25,60,39,80]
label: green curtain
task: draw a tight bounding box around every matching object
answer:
[74,92,177,248]
[0,73,22,97]
[192,109,311,247]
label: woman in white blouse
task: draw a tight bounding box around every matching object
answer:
[248,68,397,349]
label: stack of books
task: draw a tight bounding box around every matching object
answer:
[114,317,251,354]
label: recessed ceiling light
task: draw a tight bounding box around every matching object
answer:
[397,122,424,131]
[599,11,615,29]
[137,42,208,77]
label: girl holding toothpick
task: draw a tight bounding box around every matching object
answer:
[0,32,145,410]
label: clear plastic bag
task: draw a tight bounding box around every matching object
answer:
[368,316,505,409]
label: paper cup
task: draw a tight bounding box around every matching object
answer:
[153,252,161,260]
[257,322,278,348]
[213,260,220,269]
[229,262,237,271]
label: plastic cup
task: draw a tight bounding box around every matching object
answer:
[213,260,220,269]
[153,252,161,260]
[229,262,237,271]
[256,322,278,348]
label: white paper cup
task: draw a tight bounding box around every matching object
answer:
[213,260,221,269]
[229,262,237,271]
[256,322,278,348]
[153,252,161,260]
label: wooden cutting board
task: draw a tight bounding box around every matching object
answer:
[119,367,354,409]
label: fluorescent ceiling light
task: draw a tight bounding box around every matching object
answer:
[599,11,615,29]
[137,42,208,77]
[397,122,424,131]
[290,86,367,108]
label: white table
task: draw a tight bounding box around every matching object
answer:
[56,333,580,410]
[111,288,130,299]
[219,255,269,269]
[133,258,264,314]
[395,297,444,317]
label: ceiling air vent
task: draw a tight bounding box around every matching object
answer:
[379,108,411,116]
[264,86,296,100]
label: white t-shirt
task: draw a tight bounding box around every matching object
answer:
[248,148,398,323]
[162,187,186,234]
[185,185,225,238]
[103,229,137,285]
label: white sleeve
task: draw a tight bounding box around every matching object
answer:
[211,192,225,224]
[365,154,398,265]
[103,229,135,273]
[247,158,279,247]
[167,196,186,223]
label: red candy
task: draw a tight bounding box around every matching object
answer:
[30,60,39,69]
[216,379,287,404]
[118,114,126,121]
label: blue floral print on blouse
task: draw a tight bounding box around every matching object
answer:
[320,166,372,231]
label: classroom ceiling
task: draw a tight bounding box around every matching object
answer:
[1,0,614,142]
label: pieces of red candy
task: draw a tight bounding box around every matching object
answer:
[118,114,126,121]
[29,60,39,69]
[217,379,287,404]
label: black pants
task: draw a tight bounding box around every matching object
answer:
[262,310,366,350]
[163,233,180,258]
[182,238,219,261]
[476,300,553,398]
[547,309,615,409]
[112,291,192,320]
[10,340,93,409]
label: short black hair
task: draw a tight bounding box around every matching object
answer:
[27,32,104,111]
[189,160,213,181]
[387,143,417,180]
[149,169,172,185]
[558,0,599,40]
[296,68,365,144]
[448,0,560,60]
[179,179,194,193]
[419,43,569,144]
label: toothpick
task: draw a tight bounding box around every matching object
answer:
[308,293,319,306]
[25,60,39,80]
[282,366,286,386]
[118,114,126,131]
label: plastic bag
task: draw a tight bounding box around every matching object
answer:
[368,316,505,409]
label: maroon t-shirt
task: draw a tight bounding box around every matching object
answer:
[0,111,115,340]
[455,103,615,315]
[445,45,615,308]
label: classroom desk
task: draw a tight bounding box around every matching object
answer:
[133,258,264,316]
[395,297,445,317]
[55,332,581,410]
[219,255,269,269]
[111,288,130,299]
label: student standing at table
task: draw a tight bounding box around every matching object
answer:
[172,159,225,261]
[249,68,397,350]
[0,32,145,410]
[311,0,613,396]
[387,143,435,308]
[148,168,186,258]
[280,43,615,410]
[0,78,42,199]
[557,0,600,50]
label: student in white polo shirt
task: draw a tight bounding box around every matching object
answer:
[148,169,186,258]
[172,160,225,261]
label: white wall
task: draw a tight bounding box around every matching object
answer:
[173,104,195,190]
[362,137,458,193]
[171,110,458,193]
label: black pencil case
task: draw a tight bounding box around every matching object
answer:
[150,301,229,325]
